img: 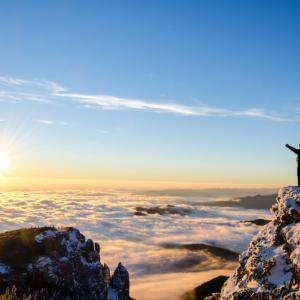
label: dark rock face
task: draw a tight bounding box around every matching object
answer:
[111,262,130,300]
[195,276,229,300]
[181,276,229,300]
[0,227,131,300]
[209,186,300,300]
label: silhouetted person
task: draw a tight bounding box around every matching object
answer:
[286,144,300,186]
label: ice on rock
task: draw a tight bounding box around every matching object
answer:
[0,263,10,275]
[210,186,300,300]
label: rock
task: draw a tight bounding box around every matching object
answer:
[240,218,271,226]
[103,263,111,288]
[111,262,130,300]
[216,186,300,300]
[182,276,229,300]
[133,211,147,216]
[0,226,131,300]
[204,294,221,300]
[95,242,100,253]
[85,238,95,252]
[134,204,191,216]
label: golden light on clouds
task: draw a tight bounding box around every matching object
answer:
[0,151,11,175]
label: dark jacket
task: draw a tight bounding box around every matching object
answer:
[286,144,300,165]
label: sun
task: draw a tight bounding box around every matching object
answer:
[0,151,11,174]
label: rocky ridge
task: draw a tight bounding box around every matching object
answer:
[0,227,130,300]
[205,186,300,300]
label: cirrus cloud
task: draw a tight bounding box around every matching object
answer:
[35,119,68,126]
[0,76,287,121]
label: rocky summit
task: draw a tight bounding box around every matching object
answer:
[205,186,300,300]
[0,226,130,300]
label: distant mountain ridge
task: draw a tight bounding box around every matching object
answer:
[133,189,276,199]
[200,194,276,209]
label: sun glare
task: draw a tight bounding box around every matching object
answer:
[0,151,11,174]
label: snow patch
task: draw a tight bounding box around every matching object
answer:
[35,229,58,243]
[220,186,300,299]
[36,256,53,268]
[108,287,118,300]
[0,262,10,274]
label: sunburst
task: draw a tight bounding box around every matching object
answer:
[0,151,11,174]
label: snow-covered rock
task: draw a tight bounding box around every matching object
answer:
[207,186,300,300]
[0,226,131,300]
[0,263,10,275]
[111,262,130,300]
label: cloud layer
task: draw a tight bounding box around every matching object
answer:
[0,189,270,299]
[0,76,286,121]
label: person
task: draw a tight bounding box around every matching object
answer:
[286,144,300,186]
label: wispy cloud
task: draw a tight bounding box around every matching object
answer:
[61,92,286,121]
[0,76,30,87]
[62,92,229,116]
[35,119,68,126]
[0,76,287,121]
[232,109,286,122]
[0,77,63,103]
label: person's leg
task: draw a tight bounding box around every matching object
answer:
[298,166,300,187]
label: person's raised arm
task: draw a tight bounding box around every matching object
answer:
[286,144,300,154]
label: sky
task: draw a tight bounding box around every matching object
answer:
[0,0,300,189]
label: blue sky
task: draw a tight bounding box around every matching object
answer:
[0,0,299,188]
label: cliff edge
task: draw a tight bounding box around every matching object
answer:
[206,186,300,300]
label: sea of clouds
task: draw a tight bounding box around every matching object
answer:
[0,190,271,299]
